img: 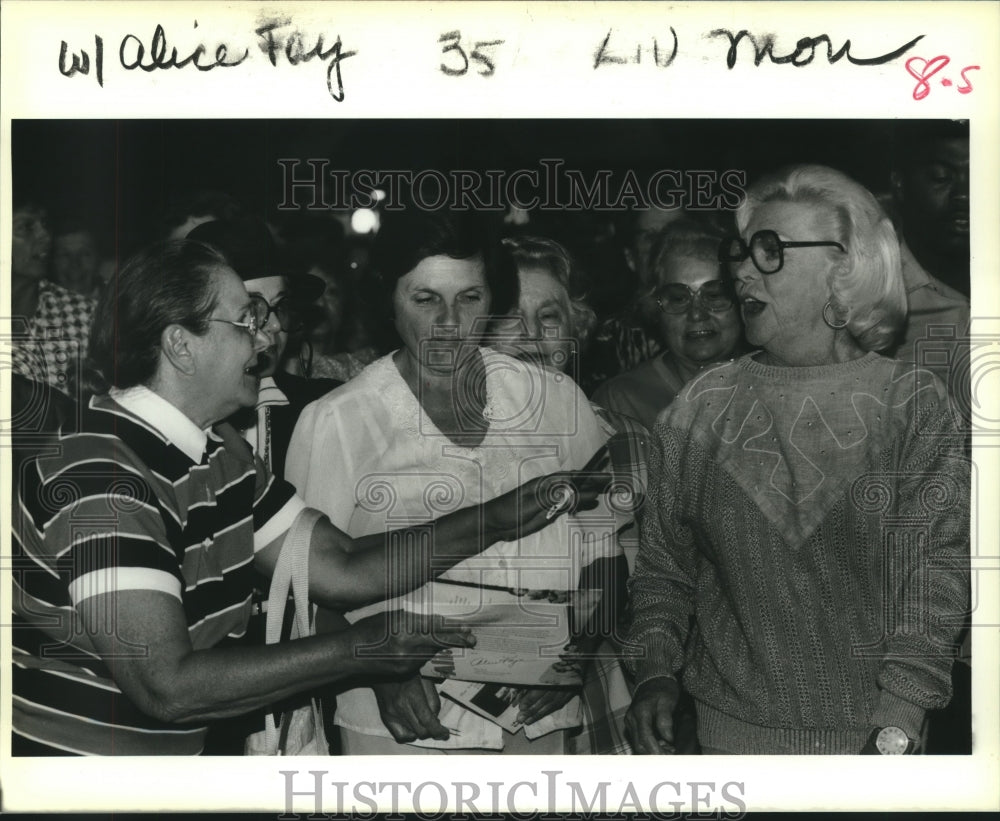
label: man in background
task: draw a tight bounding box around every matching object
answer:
[888,121,971,401]
[10,202,95,396]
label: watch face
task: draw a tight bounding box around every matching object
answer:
[875,726,910,754]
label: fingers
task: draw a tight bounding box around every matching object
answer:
[626,695,676,755]
[404,680,448,741]
[375,678,449,742]
[431,627,476,649]
[425,614,476,649]
[626,707,662,754]
[571,469,613,493]
[569,471,613,510]
[420,676,442,715]
[389,611,476,652]
[429,648,456,678]
[382,716,419,744]
[654,707,676,749]
[362,612,477,677]
[541,470,613,519]
[517,687,575,725]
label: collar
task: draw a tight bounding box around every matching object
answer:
[109,385,213,463]
[899,241,967,303]
[37,278,76,301]
[256,376,289,408]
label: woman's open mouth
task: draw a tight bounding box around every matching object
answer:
[741,297,767,317]
[244,357,266,377]
[685,327,718,340]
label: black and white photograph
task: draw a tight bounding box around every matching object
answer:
[2,1,997,815]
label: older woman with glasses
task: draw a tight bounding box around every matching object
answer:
[593,218,744,432]
[188,218,341,482]
[624,165,970,755]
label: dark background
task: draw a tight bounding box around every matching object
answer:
[12,118,899,258]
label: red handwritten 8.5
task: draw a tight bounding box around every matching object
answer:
[906,55,979,100]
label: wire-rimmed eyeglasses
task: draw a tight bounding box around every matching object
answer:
[211,294,306,340]
[719,230,845,275]
[208,310,262,339]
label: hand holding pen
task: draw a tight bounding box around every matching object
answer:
[546,444,612,520]
[484,445,612,542]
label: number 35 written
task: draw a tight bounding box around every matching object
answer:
[439,31,505,77]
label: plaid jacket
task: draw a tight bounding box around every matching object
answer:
[11,279,95,396]
[567,403,650,755]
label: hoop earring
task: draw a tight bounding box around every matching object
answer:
[823,301,849,330]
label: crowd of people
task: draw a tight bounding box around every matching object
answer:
[9,121,972,756]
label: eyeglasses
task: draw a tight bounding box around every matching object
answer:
[655,280,737,315]
[248,294,304,334]
[719,230,845,275]
[208,309,261,339]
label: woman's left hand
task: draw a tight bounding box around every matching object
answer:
[515,644,588,724]
[515,686,578,726]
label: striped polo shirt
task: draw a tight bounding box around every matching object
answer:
[11,386,304,755]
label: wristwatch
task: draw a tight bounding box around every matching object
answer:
[872,726,915,755]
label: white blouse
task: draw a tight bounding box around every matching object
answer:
[287,348,616,750]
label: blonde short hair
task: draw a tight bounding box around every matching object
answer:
[736,164,906,352]
[501,235,598,346]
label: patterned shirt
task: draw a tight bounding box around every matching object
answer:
[12,387,303,755]
[581,315,662,396]
[11,279,96,396]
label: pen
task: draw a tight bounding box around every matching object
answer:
[545,485,574,520]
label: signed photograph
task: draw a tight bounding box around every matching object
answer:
[1,1,997,815]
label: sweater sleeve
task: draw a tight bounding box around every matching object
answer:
[623,424,698,688]
[871,399,971,738]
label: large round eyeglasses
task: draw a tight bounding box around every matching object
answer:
[655,280,737,315]
[248,293,305,334]
[719,230,845,275]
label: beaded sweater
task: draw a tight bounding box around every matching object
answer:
[626,352,970,753]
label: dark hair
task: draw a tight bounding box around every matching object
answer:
[891,120,969,172]
[368,208,516,345]
[160,189,244,239]
[84,240,225,393]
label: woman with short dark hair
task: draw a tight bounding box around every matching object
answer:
[86,239,223,393]
[288,209,615,755]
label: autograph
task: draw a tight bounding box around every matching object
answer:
[58,18,356,102]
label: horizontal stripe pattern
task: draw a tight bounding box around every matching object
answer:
[12,393,298,755]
